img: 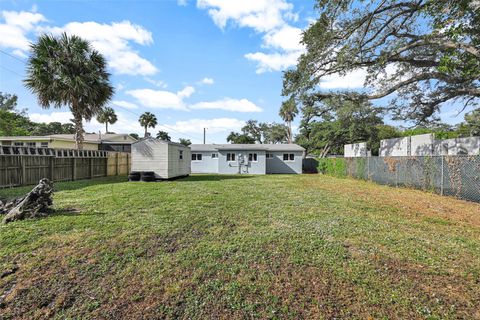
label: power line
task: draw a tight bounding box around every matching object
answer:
[113,104,202,142]
[0,65,23,77]
[0,49,27,63]
[0,48,202,142]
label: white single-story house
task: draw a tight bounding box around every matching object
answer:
[131,138,191,179]
[190,144,304,174]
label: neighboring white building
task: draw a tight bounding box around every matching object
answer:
[344,142,368,157]
[434,137,480,155]
[379,134,480,156]
[131,138,191,179]
[190,144,304,174]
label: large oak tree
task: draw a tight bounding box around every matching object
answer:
[284,0,480,124]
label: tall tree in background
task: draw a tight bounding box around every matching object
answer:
[458,109,480,136]
[279,97,298,143]
[96,107,117,133]
[227,132,256,144]
[139,112,157,137]
[156,130,171,141]
[0,92,18,111]
[227,120,288,144]
[24,33,114,149]
[283,0,480,124]
[295,98,385,156]
[179,138,192,146]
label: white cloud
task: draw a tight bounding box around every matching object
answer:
[165,118,245,134]
[177,86,195,99]
[197,0,293,33]
[2,10,46,31]
[190,98,262,112]
[200,77,214,85]
[262,25,303,51]
[43,20,158,76]
[112,100,139,110]
[244,51,302,73]
[0,10,46,52]
[30,111,143,134]
[177,0,188,6]
[29,112,72,124]
[318,69,367,89]
[145,78,168,88]
[195,0,304,73]
[126,88,188,110]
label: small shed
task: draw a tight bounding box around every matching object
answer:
[131,138,191,179]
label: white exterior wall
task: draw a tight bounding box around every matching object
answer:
[167,144,191,178]
[218,150,266,174]
[191,152,219,173]
[440,137,480,155]
[379,137,410,157]
[266,151,303,174]
[410,133,434,156]
[344,143,367,157]
[131,139,190,179]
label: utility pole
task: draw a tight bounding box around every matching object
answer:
[203,128,206,144]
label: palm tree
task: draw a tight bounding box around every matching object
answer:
[139,112,157,137]
[279,98,299,144]
[97,107,117,133]
[24,33,114,149]
[156,130,171,141]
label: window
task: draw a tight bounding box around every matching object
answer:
[14,142,24,146]
[248,153,258,162]
[266,153,274,159]
[211,153,218,159]
[283,153,295,161]
[191,153,202,161]
[179,150,183,160]
[27,142,36,147]
[227,153,236,161]
[40,142,48,148]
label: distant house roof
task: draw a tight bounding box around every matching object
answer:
[190,144,305,152]
[0,133,137,144]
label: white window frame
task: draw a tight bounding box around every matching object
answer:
[14,142,24,146]
[179,150,183,160]
[226,153,236,162]
[40,142,48,148]
[211,153,218,159]
[27,142,36,147]
[266,153,274,159]
[192,153,203,161]
[248,153,258,162]
[283,153,295,162]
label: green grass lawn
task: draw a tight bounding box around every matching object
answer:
[1,174,480,319]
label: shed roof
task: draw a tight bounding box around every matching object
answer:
[190,144,304,152]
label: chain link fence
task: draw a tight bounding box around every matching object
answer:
[317,156,480,203]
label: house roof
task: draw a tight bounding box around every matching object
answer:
[132,137,189,148]
[0,133,137,144]
[190,144,305,152]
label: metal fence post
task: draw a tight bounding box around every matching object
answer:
[367,156,370,180]
[440,156,444,196]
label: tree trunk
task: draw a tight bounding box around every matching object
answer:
[72,109,84,150]
[287,121,292,144]
[105,122,108,134]
[2,179,54,224]
[144,126,148,138]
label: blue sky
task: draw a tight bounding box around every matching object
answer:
[0,0,470,143]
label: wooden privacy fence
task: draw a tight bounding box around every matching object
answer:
[0,146,131,188]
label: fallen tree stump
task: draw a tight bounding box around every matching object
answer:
[1,178,54,224]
